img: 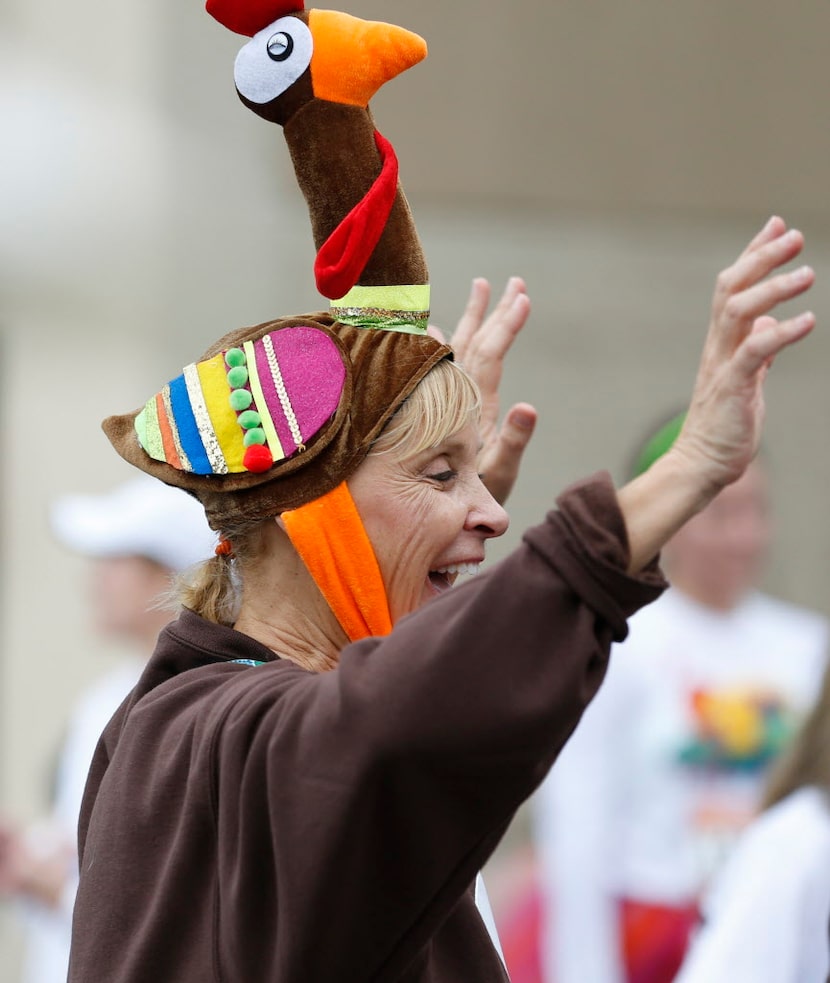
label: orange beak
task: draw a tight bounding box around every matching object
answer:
[308,9,427,108]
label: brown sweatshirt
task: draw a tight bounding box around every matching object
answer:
[69,474,665,982]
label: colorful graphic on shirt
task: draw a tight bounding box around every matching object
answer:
[678,687,796,771]
[677,685,801,884]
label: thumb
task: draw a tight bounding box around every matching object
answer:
[482,403,538,506]
[502,403,538,452]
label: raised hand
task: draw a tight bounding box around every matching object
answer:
[620,216,815,573]
[674,215,815,489]
[431,277,538,506]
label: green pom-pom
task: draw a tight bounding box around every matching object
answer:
[243,428,267,446]
[229,388,253,412]
[238,409,262,430]
[225,347,246,368]
[227,365,249,388]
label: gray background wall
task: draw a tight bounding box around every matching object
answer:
[2,0,830,973]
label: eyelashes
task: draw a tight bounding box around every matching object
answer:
[426,470,457,484]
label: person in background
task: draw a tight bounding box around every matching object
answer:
[0,476,216,983]
[533,411,829,983]
[674,659,830,983]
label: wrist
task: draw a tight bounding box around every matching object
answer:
[617,449,727,574]
[654,445,726,515]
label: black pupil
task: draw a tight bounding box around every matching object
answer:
[267,32,293,62]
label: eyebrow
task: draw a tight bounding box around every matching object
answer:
[412,436,483,464]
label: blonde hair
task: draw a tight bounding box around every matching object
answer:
[762,662,830,809]
[371,357,480,458]
[173,514,267,626]
[176,358,481,625]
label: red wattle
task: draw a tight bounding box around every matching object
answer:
[314,130,399,300]
[205,0,304,38]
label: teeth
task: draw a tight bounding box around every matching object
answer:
[434,562,480,577]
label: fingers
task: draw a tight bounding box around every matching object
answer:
[753,316,779,375]
[711,223,812,355]
[451,277,530,361]
[480,403,538,506]
[484,278,531,355]
[487,276,530,334]
[679,217,816,493]
[734,310,816,377]
[718,263,814,336]
[488,276,529,323]
[717,226,806,302]
[447,277,535,504]
[451,278,492,356]
[738,214,787,259]
[462,279,531,371]
[451,277,531,437]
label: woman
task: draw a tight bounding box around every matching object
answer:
[65,215,815,982]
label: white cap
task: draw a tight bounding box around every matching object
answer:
[50,476,218,573]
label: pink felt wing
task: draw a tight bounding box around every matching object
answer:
[249,326,347,462]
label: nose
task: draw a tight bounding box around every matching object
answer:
[308,9,427,107]
[466,482,510,540]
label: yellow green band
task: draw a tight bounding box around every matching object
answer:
[330,284,430,334]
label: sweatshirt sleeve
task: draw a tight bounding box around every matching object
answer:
[210,472,666,981]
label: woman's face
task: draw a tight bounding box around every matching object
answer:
[347,422,509,623]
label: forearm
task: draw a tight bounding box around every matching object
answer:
[616,447,721,575]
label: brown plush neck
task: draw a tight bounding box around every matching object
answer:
[284,101,428,289]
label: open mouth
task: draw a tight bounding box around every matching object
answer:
[427,562,480,594]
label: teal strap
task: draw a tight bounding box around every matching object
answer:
[230,659,265,667]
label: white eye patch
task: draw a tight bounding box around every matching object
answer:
[234,16,313,105]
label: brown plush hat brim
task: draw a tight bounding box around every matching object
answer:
[102,313,450,528]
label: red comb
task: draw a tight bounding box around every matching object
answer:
[206,0,304,37]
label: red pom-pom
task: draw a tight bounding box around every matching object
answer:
[206,0,304,37]
[243,444,275,473]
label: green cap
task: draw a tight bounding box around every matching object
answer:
[630,411,686,478]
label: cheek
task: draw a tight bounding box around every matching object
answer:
[374,494,434,561]
[358,491,418,563]
[366,494,452,594]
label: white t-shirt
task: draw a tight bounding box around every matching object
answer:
[533,589,828,983]
[675,786,830,983]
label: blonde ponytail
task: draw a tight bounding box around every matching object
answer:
[176,554,239,626]
[174,515,267,626]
